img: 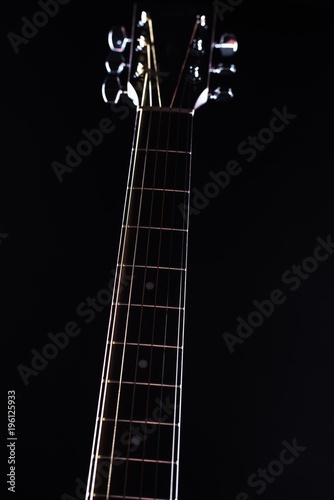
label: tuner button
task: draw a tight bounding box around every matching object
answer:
[187,65,201,83]
[215,33,238,57]
[135,35,147,53]
[211,63,236,75]
[102,76,124,104]
[108,26,130,53]
[197,15,207,29]
[209,87,234,102]
[138,11,148,27]
[192,38,205,55]
[105,53,127,75]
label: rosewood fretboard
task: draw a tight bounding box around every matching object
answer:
[86,106,194,500]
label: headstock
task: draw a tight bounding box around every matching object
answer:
[102,4,238,111]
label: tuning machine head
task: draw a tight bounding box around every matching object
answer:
[108,26,131,53]
[103,24,133,104]
[187,65,202,83]
[209,87,234,102]
[102,76,124,104]
[208,33,238,103]
[103,39,129,103]
[215,33,238,57]
[211,63,236,76]
[105,52,127,75]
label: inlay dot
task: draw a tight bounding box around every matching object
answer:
[146,281,155,290]
[131,436,142,446]
[138,359,148,369]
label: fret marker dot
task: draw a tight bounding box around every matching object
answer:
[138,359,148,369]
[146,282,155,290]
[131,436,142,446]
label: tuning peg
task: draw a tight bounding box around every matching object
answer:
[102,76,124,104]
[135,35,147,53]
[138,10,148,27]
[197,15,208,29]
[209,87,234,102]
[192,38,205,55]
[187,65,202,83]
[105,53,127,75]
[211,63,236,76]
[108,26,130,53]
[215,33,238,57]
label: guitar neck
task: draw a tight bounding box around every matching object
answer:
[85,106,194,500]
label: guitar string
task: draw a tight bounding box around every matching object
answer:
[168,114,183,500]
[121,107,162,499]
[133,14,178,496]
[107,16,161,496]
[154,109,192,500]
[88,118,190,500]
[121,16,196,498]
[173,104,194,499]
[141,57,150,108]
[138,108,174,500]
[120,111,192,498]
[168,19,199,495]
[121,19,162,495]
[94,11,198,499]
[108,14,157,497]
[135,108,164,499]
[170,18,200,109]
[120,107,155,499]
[148,15,162,107]
[126,3,137,98]
[103,106,147,500]
[147,43,153,107]
[84,106,144,498]
[136,109,193,499]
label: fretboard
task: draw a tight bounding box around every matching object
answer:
[86,107,194,500]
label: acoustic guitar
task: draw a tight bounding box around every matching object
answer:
[85,4,238,499]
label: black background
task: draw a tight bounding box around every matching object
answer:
[2,1,334,499]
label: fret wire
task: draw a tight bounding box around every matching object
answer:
[94,496,170,500]
[111,342,183,349]
[100,418,179,427]
[106,380,181,388]
[97,496,170,500]
[123,225,188,232]
[96,457,177,465]
[116,303,184,311]
[129,187,190,193]
[135,148,191,154]
[119,264,186,271]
